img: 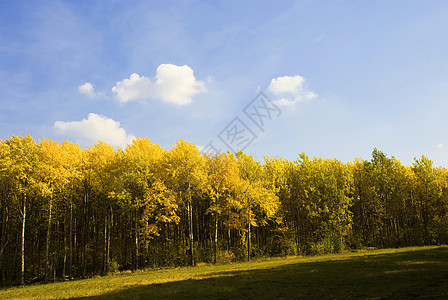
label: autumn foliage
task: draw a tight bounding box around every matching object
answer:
[0,135,447,285]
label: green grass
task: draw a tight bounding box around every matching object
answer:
[2,246,448,299]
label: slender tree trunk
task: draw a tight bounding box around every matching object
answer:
[20,194,26,285]
[45,191,52,282]
[146,221,150,263]
[135,209,139,270]
[123,213,128,268]
[63,212,67,280]
[214,215,218,264]
[82,190,87,278]
[74,218,78,268]
[107,205,112,272]
[227,228,231,250]
[296,211,300,255]
[56,218,59,281]
[53,256,56,283]
[247,203,251,262]
[188,201,195,266]
[0,204,8,282]
[175,221,180,258]
[33,231,38,278]
[69,200,73,280]
[104,216,107,274]
[187,185,195,266]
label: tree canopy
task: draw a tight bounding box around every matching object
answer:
[0,136,447,285]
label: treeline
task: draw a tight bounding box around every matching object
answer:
[0,135,447,285]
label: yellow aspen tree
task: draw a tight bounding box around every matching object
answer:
[121,137,165,269]
[4,135,39,285]
[205,151,242,263]
[163,139,206,266]
[235,151,278,261]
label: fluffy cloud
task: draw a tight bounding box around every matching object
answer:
[54,113,135,148]
[111,64,206,105]
[267,75,317,107]
[78,82,105,99]
[268,75,305,94]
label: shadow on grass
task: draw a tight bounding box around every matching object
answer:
[74,247,448,300]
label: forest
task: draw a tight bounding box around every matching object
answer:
[0,134,447,286]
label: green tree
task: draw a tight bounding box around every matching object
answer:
[412,156,447,244]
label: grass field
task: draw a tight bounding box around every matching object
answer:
[1,246,447,299]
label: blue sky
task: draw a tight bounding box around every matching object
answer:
[1,0,448,167]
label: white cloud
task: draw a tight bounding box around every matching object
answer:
[111,64,206,105]
[78,82,105,99]
[268,75,305,94]
[54,113,135,148]
[267,75,317,107]
[437,144,444,148]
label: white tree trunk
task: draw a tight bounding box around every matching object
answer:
[21,194,26,285]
